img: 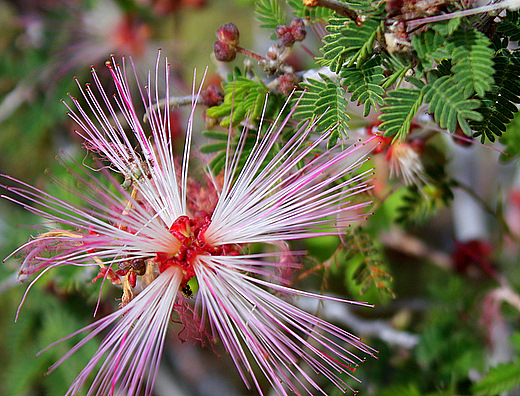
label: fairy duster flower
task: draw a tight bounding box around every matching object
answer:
[2,53,378,395]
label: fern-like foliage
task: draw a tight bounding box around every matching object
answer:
[379,87,424,140]
[422,73,483,135]
[497,11,520,42]
[381,53,413,88]
[396,185,435,226]
[203,93,289,175]
[319,13,383,73]
[201,127,263,176]
[286,0,333,21]
[294,74,349,146]
[448,26,495,98]
[345,228,394,299]
[205,75,268,128]
[255,0,285,30]
[473,361,520,395]
[412,28,452,73]
[200,130,229,175]
[471,51,520,143]
[340,56,385,116]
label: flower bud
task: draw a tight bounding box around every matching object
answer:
[216,22,239,46]
[279,32,296,47]
[201,85,224,107]
[290,18,305,29]
[277,73,299,95]
[275,25,289,38]
[213,41,237,62]
[292,26,306,42]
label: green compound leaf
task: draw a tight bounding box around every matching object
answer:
[473,361,520,396]
[319,13,383,73]
[449,26,495,98]
[422,74,483,135]
[255,0,286,30]
[378,88,424,140]
[294,74,350,146]
[340,56,385,116]
[345,228,394,299]
[206,76,268,128]
[434,17,462,37]
[471,51,520,143]
[497,10,520,42]
[203,92,289,175]
[412,28,452,73]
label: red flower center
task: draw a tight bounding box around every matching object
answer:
[156,215,238,284]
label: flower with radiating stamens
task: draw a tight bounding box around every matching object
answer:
[1,52,379,396]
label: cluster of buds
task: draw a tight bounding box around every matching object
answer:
[213,19,306,69]
[275,18,306,47]
[213,20,305,93]
[213,22,240,62]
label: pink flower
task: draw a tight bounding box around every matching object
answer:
[2,53,378,395]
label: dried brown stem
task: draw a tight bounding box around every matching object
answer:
[304,0,358,21]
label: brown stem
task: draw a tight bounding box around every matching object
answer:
[304,0,358,21]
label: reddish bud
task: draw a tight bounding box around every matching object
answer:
[292,27,306,42]
[213,41,237,62]
[275,25,289,38]
[267,47,278,60]
[128,271,137,288]
[290,18,305,29]
[277,73,299,95]
[276,20,306,47]
[216,22,239,45]
[201,85,224,107]
[279,32,296,47]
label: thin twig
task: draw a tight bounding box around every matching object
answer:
[297,297,420,349]
[380,228,453,271]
